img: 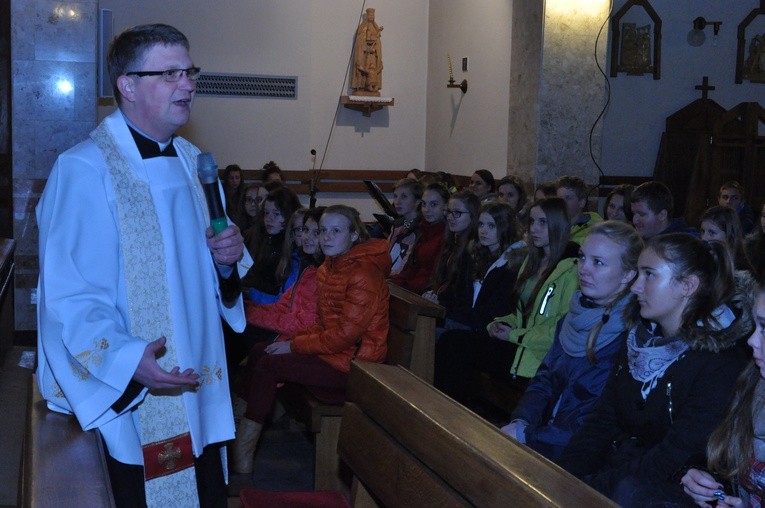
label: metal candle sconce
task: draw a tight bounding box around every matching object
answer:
[447,54,468,93]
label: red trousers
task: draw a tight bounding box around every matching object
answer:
[239,342,348,423]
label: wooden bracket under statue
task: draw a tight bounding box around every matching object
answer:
[340,95,394,116]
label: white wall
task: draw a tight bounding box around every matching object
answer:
[425,1,512,180]
[601,0,764,178]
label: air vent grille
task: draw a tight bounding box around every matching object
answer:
[196,73,297,99]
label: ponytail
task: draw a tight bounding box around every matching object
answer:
[647,233,735,331]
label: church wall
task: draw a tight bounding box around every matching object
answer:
[424,1,512,182]
[601,0,763,180]
[11,0,98,331]
[97,0,430,219]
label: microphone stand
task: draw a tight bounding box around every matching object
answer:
[309,149,319,209]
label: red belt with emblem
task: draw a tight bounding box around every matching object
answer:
[142,432,194,480]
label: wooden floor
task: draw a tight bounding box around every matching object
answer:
[0,346,315,507]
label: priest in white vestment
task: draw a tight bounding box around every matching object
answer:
[35,24,245,508]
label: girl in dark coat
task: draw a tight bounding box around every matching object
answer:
[433,201,524,403]
[557,234,753,507]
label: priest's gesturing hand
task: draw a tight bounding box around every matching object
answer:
[133,337,200,390]
[206,225,244,266]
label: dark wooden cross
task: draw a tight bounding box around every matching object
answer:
[695,76,715,100]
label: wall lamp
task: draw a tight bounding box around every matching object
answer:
[687,17,722,47]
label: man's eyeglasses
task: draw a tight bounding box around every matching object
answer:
[445,210,470,219]
[125,67,202,82]
[245,197,262,205]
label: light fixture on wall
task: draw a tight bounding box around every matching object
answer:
[446,54,468,94]
[687,17,722,47]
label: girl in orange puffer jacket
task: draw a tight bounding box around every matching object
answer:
[231,205,391,474]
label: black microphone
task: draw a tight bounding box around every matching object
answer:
[197,152,228,235]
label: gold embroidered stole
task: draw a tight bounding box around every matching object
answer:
[90,122,201,507]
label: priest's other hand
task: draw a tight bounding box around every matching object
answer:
[133,337,200,390]
[206,225,244,266]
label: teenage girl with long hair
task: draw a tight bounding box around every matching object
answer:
[488,198,580,383]
[423,191,480,331]
[681,283,765,507]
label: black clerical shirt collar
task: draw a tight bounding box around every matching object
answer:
[127,125,178,159]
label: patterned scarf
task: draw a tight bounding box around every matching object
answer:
[627,323,688,401]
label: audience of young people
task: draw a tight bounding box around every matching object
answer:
[226,165,765,506]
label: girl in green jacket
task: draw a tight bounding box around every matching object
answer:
[488,198,580,379]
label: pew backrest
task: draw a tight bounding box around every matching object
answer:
[340,362,618,507]
[20,376,115,508]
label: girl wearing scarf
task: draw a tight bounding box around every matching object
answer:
[558,233,752,506]
[501,221,642,461]
[681,284,765,507]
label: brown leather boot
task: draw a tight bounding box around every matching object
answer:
[230,418,263,474]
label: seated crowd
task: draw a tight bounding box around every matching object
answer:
[223,164,765,507]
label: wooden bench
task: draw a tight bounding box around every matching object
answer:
[241,361,617,507]
[20,376,115,507]
[276,281,445,492]
[341,362,617,507]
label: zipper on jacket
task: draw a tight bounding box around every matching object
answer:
[539,283,556,315]
[666,381,674,424]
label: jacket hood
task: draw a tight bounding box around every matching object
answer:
[624,269,755,352]
[326,238,392,276]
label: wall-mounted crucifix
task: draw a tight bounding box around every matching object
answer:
[695,76,716,100]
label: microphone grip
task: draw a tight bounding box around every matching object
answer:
[202,183,228,234]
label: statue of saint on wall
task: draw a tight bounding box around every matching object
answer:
[619,23,652,75]
[351,8,383,96]
[743,32,765,83]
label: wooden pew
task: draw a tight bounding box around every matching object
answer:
[276,281,445,492]
[339,361,617,507]
[20,376,115,508]
[241,361,616,507]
